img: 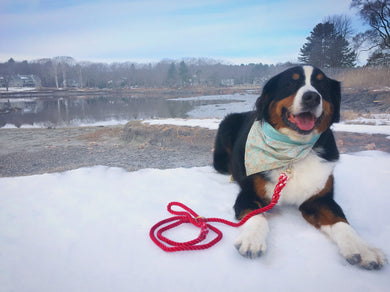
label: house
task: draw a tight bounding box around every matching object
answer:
[17,75,41,87]
[220,78,235,87]
[0,74,41,88]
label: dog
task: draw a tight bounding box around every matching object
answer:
[213,65,386,270]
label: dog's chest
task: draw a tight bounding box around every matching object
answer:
[264,152,336,206]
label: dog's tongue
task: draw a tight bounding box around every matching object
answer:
[293,112,316,131]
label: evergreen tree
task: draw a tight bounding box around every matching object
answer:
[178,61,189,86]
[299,22,356,68]
[166,62,178,87]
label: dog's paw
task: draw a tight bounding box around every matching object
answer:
[234,215,268,259]
[234,232,267,259]
[342,243,387,270]
[322,222,387,270]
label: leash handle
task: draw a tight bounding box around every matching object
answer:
[149,172,288,252]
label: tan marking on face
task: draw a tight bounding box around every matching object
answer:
[292,73,300,80]
[316,73,324,80]
[268,95,295,129]
[314,99,333,133]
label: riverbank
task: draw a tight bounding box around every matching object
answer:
[1,121,389,177]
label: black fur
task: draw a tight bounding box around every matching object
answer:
[213,66,386,269]
[213,65,342,219]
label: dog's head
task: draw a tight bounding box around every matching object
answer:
[256,65,341,141]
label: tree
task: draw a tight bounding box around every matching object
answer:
[367,48,390,65]
[166,62,178,87]
[352,0,390,49]
[4,58,15,91]
[299,22,357,68]
[178,61,189,86]
[351,0,390,66]
[323,15,354,39]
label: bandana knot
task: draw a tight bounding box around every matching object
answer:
[245,121,320,176]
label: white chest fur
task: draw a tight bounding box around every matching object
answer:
[265,152,336,206]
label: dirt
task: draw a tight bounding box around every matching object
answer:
[1,122,389,177]
[341,88,390,114]
[0,122,215,177]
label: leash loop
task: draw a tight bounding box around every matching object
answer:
[149,172,288,252]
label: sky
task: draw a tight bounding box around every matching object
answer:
[0,0,364,65]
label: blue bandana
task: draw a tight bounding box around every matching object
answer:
[245,121,320,176]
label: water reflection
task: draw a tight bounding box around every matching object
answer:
[0,95,236,128]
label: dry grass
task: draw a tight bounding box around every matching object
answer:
[330,67,390,89]
[78,127,123,142]
[341,110,363,121]
[121,121,215,147]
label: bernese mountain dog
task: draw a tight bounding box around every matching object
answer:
[213,65,386,270]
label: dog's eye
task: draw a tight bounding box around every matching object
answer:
[292,73,300,80]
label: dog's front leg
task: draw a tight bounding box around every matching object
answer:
[235,214,269,259]
[233,175,270,259]
[299,176,386,270]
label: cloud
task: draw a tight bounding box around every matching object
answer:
[0,0,357,64]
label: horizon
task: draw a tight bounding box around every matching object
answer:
[0,55,302,66]
[0,0,367,66]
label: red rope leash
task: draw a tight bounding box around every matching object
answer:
[149,172,288,252]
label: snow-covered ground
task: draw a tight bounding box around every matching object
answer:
[343,113,390,126]
[143,118,221,130]
[332,123,390,137]
[0,151,389,292]
[0,87,36,92]
[1,119,131,129]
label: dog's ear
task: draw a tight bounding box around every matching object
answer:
[255,92,269,121]
[255,75,278,121]
[330,79,341,123]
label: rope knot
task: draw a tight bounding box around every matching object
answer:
[195,216,207,224]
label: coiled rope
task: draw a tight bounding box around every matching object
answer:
[149,172,288,252]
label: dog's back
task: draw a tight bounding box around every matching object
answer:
[213,111,254,175]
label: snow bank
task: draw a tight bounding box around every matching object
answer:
[0,87,36,92]
[143,118,221,130]
[332,123,390,136]
[0,151,389,292]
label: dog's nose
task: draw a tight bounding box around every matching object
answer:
[302,91,321,109]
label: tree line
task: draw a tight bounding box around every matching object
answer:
[0,57,291,89]
[0,0,388,90]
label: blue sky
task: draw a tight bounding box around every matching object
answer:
[0,0,362,64]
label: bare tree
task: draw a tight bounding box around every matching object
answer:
[351,0,390,53]
[323,15,354,39]
[4,58,15,91]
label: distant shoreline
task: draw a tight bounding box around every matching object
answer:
[0,86,260,100]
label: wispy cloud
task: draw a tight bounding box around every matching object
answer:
[1,0,356,64]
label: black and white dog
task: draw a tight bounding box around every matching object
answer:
[213,65,386,270]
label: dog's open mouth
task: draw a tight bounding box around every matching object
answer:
[282,108,322,134]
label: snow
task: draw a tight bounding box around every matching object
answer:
[341,114,390,126]
[0,87,36,92]
[1,119,130,129]
[1,151,389,292]
[332,123,390,136]
[143,118,221,130]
